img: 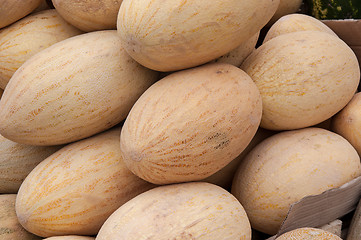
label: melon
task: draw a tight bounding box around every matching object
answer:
[0,30,158,146]
[231,127,361,235]
[15,128,154,237]
[120,63,262,184]
[117,0,279,71]
[96,182,252,240]
[241,30,360,130]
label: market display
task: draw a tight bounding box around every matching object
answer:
[0,0,360,239]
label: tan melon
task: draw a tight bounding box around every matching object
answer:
[16,127,155,237]
[0,30,158,146]
[212,32,260,67]
[117,0,279,71]
[0,9,83,89]
[241,31,360,131]
[52,0,122,32]
[0,0,43,29]
[332,92,361,156]
[267,0,303,26]
[276,227,342,240]
[44,236,95,240]
[264,14,337,43]
[96,182,252,240]
[120,63,262,184]
[0,134,62,194]
[0,194,41,240]
[231,127,361,235]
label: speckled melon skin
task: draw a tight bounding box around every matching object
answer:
[52,0,123,32]
[0,0,43,29]
[15,128,155,237]
[0,9,83,89]
[0,134,62,194]
[276,227,342,240]
[231,128,361,235]
[117,0,279,71]
[241,30,360,131]
[0,194,41,240]
[120,63,262,184]
[0,30,158,146]
[96,182,252,240]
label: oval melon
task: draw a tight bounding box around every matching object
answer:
[0,30,158,146]
[231,127,361,235]
[241,30,360,130]
[96,182,252,240]
[16,128,154,237]
[120,63,262,184]
[117,0,279,71]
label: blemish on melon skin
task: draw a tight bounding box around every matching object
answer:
[129,151,146,162]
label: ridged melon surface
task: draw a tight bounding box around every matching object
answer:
[16,128,154,237]
[120,63,262,184]
[231,128,361,235]
[117,0,279,71]
[0,9,83,89]
[0,30,158,146]
[0,134,61,194]
[96,182,252,240]
[241,31,360,130]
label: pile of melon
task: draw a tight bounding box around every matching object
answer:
[1,0,361,239]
